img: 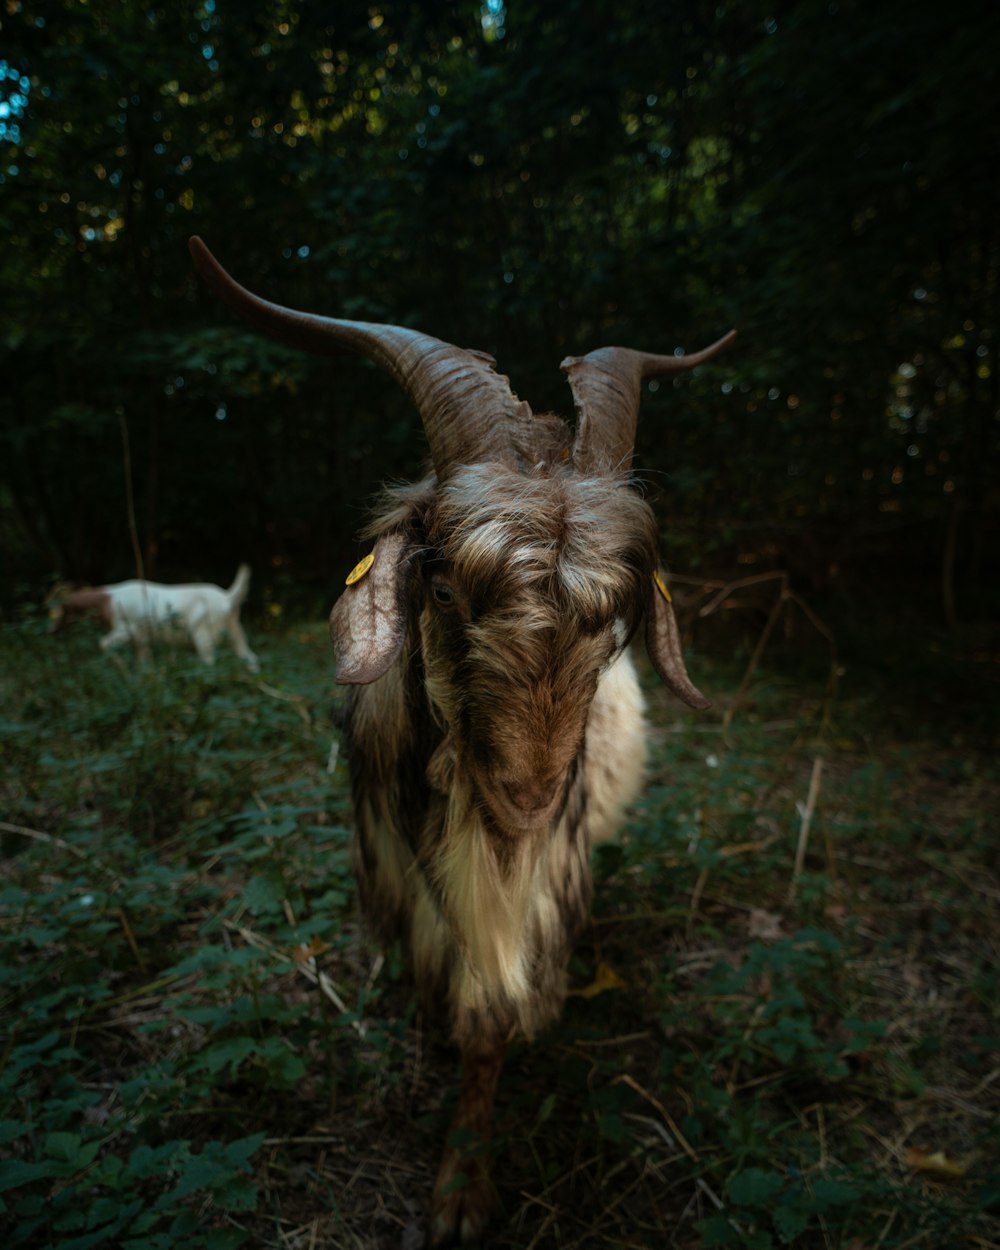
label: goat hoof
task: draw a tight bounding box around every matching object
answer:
[429,1152,494,1246]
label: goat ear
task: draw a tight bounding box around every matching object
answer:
[645,573,712,710]
[329,531,415,684]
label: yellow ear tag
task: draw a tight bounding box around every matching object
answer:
[345,552,375,586]
[653,570,672,603]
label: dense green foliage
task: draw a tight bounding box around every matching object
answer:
[1,619,997,1247]
[2,0,998,622]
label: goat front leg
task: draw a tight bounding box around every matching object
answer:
[100,625,144,665]
[430,1039,505,1246]
[226,617,260,672]
[99,625,132,655]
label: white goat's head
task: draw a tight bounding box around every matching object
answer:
[190,237,733,832]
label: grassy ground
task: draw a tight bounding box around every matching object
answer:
[1,599,998,1249]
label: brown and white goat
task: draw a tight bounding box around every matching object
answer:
[190,236,733,1244]
[48,565,259,672]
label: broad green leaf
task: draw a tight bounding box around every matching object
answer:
[728,1167,785,1208]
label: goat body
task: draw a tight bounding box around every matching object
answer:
[190,236,733,1243]
[348,506,651,1238]
[49,564,259,672]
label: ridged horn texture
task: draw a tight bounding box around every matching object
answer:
[562,330,737,474]
[189,236,532,478]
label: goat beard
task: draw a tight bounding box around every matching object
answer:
[431,765,574,1011]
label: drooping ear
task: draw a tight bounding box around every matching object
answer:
[329,531,417,684]
[645,572,712,710]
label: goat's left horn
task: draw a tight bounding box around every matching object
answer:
[189,237,531,477]
[563,330,736,474]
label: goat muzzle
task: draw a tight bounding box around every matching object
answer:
[481,775,567,832]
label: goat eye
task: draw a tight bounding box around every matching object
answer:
[432,582,455,607]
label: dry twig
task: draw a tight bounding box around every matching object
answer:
[787,756,825,904]
[222,918,365,1038]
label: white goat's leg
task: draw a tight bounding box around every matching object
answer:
[101,624,151,664]
[430,1040,505,1246]
[190,624,216,666]
[99,626,132,655]
[226,617,260,672]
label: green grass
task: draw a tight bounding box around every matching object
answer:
[1,607,998,1249]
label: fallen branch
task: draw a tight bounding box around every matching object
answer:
[672,570,840,744]
[0,820,123,885]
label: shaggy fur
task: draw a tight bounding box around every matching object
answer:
[345,463,656,1241]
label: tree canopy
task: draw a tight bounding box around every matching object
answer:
[2,0,998,624]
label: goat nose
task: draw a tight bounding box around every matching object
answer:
[504,780,558,815]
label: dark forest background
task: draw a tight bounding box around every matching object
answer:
[2,0,999,634]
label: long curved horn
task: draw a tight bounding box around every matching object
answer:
[189,237,532,477]
[562,330,736,474]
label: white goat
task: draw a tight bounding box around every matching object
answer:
[48,564,259,672]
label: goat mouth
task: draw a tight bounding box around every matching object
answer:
[478,777,567,833]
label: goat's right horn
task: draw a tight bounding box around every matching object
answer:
[189,237,532,477]
[562,330,736,474]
